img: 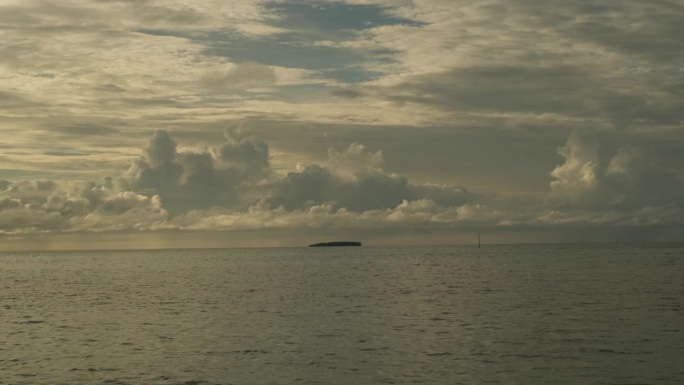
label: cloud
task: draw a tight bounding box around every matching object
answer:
[144,129,178,166]
[2,126,683,245]
[166,199,511,234]
[538,1,684,62]
[326,143,383,178]
[2,1,684,247]
[0,180,167,234]
[327,0,684,129]
[1,128,482,236]
[53,123,120,137]
[264,163,334,210]
[328,88,364,99]
[3,0,682,132]
[267,141,474,212]
[119,125,272,213]
[117,128,477,216]
[198,62,277,91]
[0,0,270,33]
[548,129,684,210]
[366,65,593,119]
[212,125,270,176]
[0,179,57,203]
[121,130,183,195]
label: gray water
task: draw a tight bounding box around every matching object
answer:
[1,244,683,385]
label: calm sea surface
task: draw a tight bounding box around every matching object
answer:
[1,244,683,385]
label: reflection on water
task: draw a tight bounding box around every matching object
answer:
[1,244,683,384]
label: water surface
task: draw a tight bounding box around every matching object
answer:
[1,244,682,384]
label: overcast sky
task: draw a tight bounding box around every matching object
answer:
[1,0,683,250]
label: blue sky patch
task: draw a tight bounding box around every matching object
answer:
[137,2,419,83]
[263,1,423,41]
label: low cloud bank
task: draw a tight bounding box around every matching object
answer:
[549,129,683,210]
[1,127,683,241]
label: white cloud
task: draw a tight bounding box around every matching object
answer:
[0,180,168,234]
[549,129,602,206]
[166,199,508,233]
[2,0,684,247]
[199,62,277,91]
[1,129,482,236]
[548,129,684,210]
[326,143,383,180]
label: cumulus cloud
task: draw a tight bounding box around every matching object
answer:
[548,129,684,211]
[116,128,478,216]
[0,180,167,234]
[120,126,272,213]
[326,143,384,179]
[212,125,270,176]
[548,129,603,207]
[166,199,512,233]
[0,128,488,238]
[3,0,684,248]
[267,140,474,212]
[0,179,57,203]
[2,126,684,245]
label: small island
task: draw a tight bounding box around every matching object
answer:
[308,241,362,247]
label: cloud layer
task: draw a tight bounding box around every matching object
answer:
[2,128,683,247]
[1,0,683,247]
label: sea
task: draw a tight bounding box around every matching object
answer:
[1,244,682,385]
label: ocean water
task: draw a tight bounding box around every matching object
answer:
[1,244,683,385]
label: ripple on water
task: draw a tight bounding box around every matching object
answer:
[0,245,683,385]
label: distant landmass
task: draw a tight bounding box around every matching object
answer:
[308,241,362,247]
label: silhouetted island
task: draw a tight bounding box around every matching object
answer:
[308,241,362,247]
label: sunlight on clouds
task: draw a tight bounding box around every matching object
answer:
[1,0,683,247]
[326,143,384,180]
[548,129,683,211]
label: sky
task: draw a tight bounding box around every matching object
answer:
[1,0,683,250]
